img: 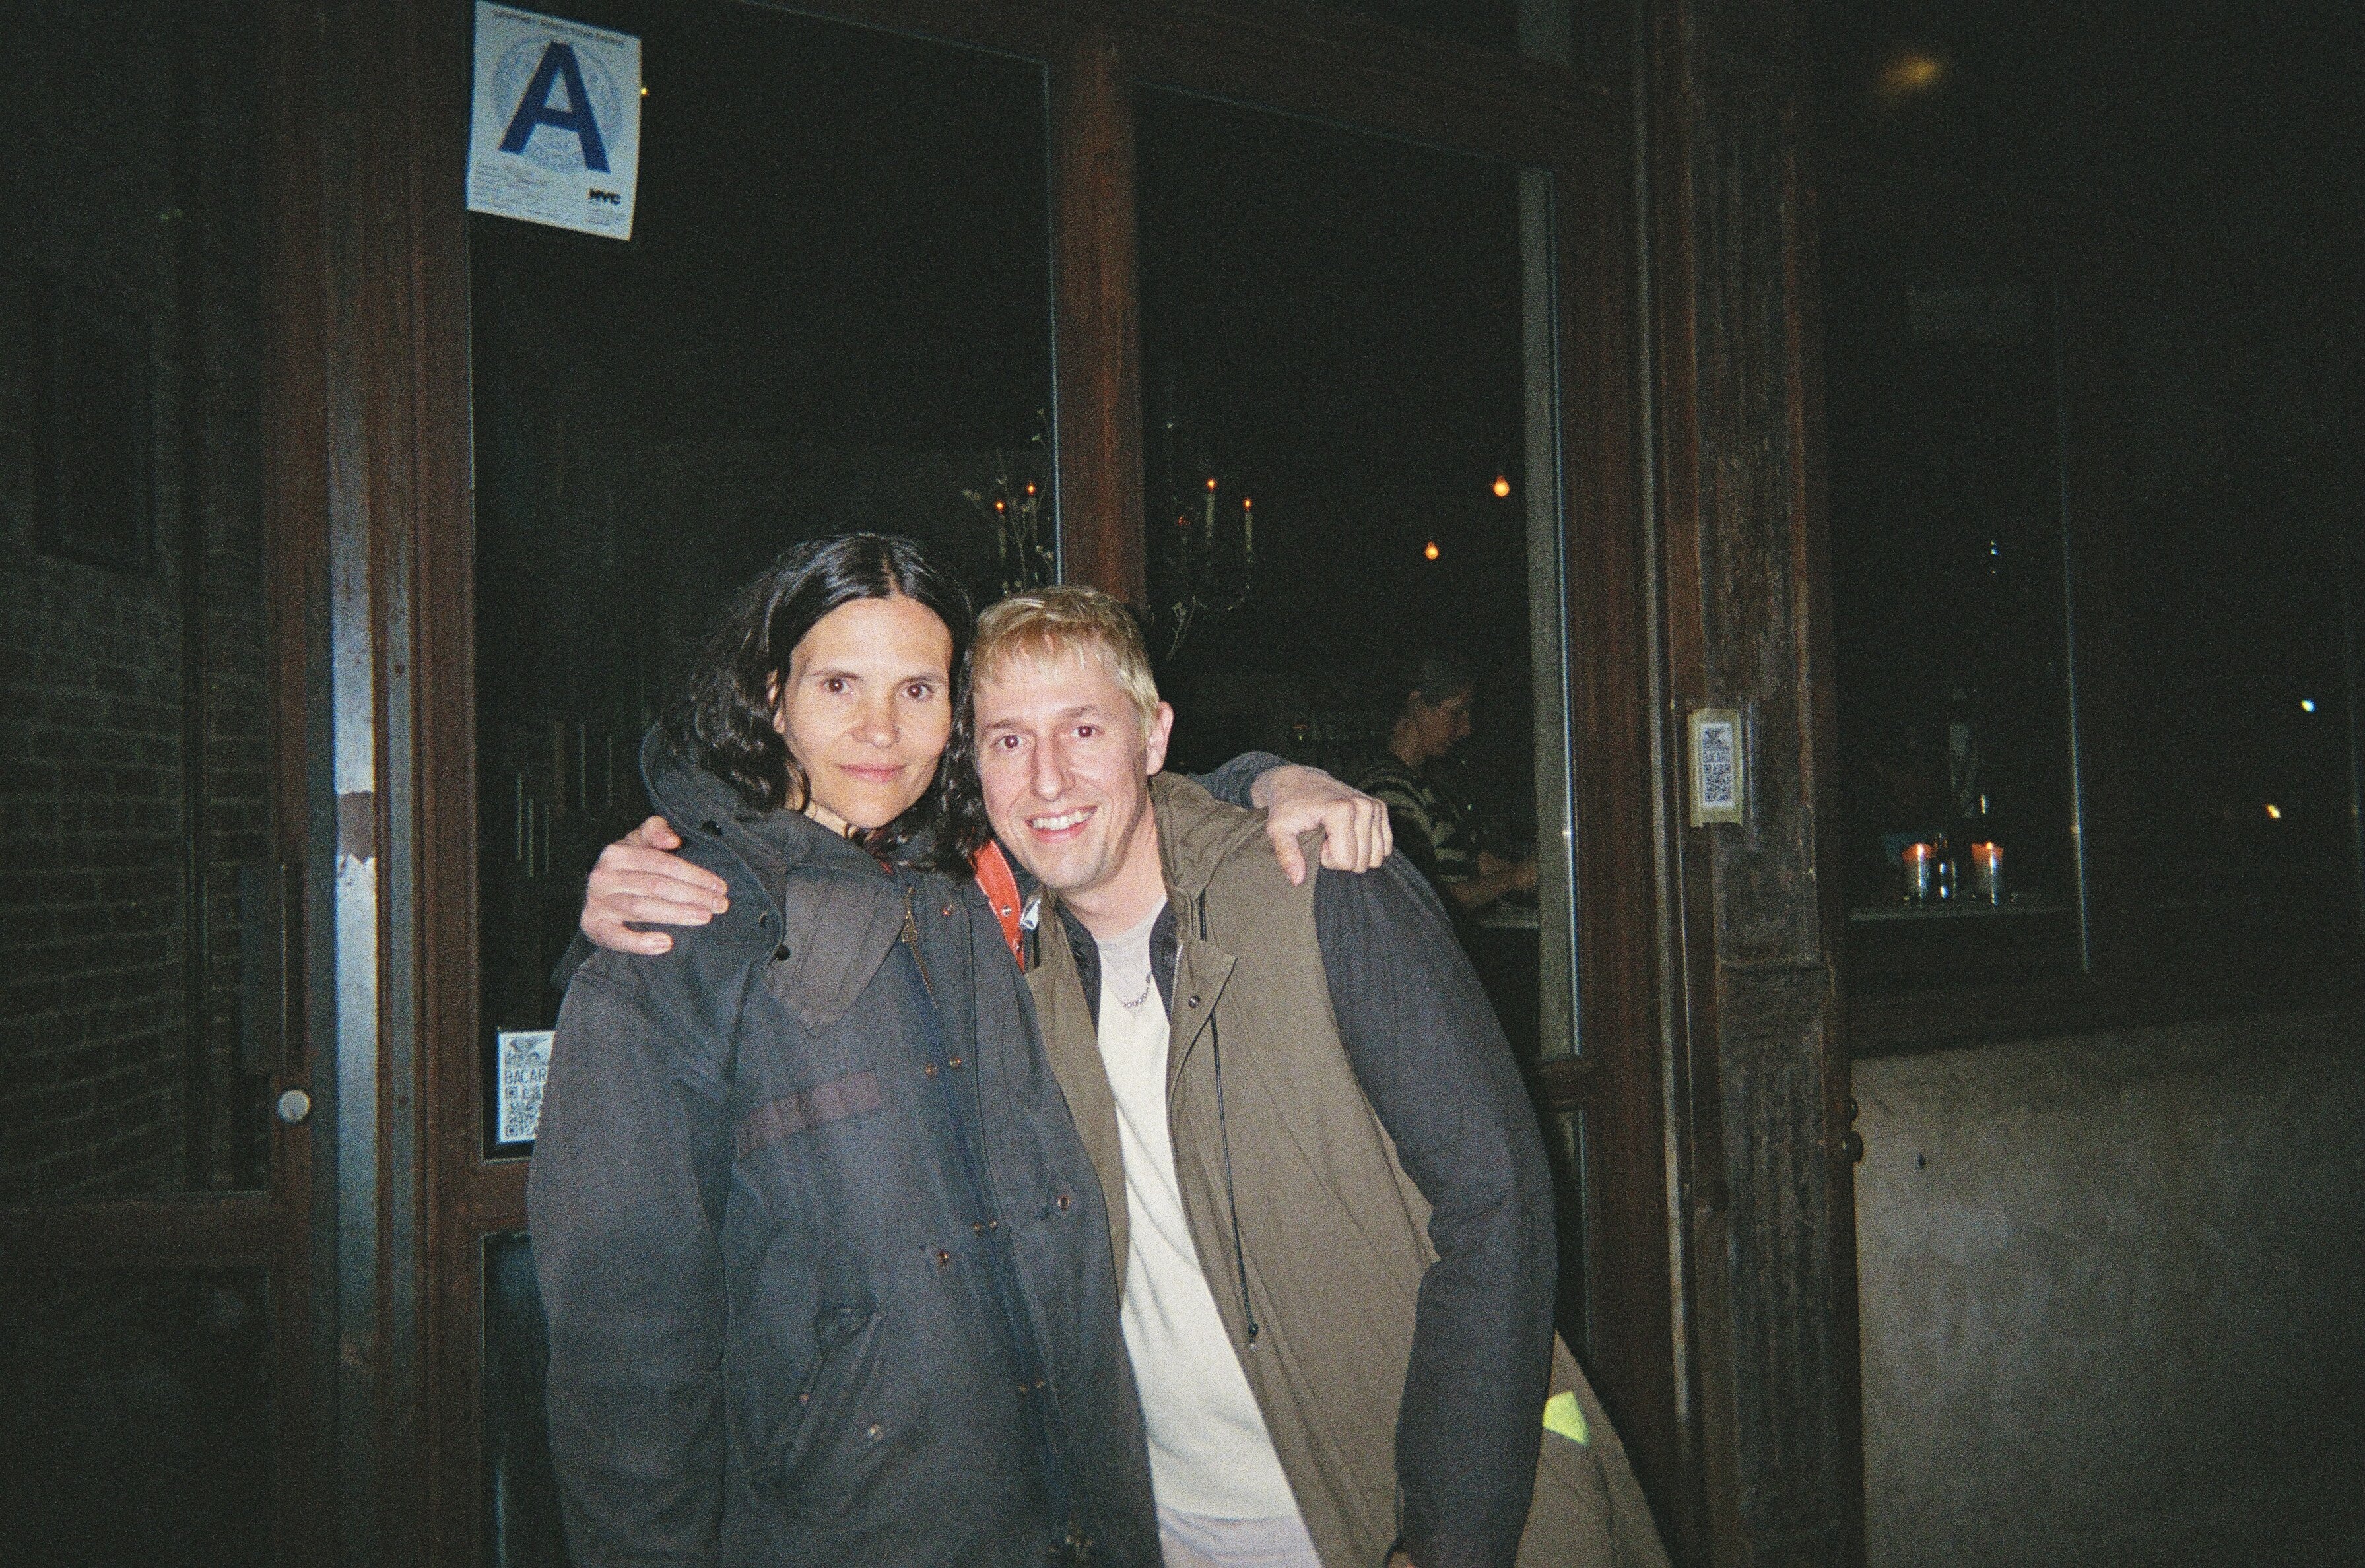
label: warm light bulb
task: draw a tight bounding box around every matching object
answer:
[1024,483,1036,496]
[2265,803,2283,820]
[1492,475,1511,498]
[1206,477,1218,491]
[1423,541,1441,561]
[994,499,1005,512]
[1877,51,1947,101]
[2300,699,2317,713]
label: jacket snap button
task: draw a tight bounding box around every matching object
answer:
[924,1064,938,1079]
[1055,1193,1071,1210]
[773,944,789,962]
[940,903,954,917]
[936,1248,951,1266]
[973,1222,985,1235]
[866,1423,883,1442]
[797,1392,810,1405]
[947,1056,964,1070]
[1186,996,1201,1009]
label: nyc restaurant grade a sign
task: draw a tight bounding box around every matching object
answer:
[468,4,642,239]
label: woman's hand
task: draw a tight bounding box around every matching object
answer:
[1249,764,1394,884]
[580,816,731,955]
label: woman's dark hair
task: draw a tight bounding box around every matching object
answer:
[1389,647,1476,716]
[665,533,989,874]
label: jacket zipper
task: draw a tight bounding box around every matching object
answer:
[1194,890,1261,1351]
[900,890,939,1006]
[904,884,1081,1546]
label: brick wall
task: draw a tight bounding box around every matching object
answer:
[0,3,267,1202]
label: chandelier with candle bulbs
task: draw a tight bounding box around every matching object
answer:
[961,428,1056,598]
[1149,410,1257,660]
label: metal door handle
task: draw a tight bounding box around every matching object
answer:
[276,1088,312,1125]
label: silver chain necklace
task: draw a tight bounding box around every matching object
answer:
[1115,970,1157,1012]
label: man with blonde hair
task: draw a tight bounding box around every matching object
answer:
[970,586,1667,1568]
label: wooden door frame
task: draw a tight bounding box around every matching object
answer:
[378,2,1692,1563]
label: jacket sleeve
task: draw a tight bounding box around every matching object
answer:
[1183,751,1290,808]
[527,965,733,1568]
[1313,857,1557,1568]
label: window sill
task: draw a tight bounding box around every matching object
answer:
[1847,952,2364,1057]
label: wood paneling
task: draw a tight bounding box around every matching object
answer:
[1647,0,1864,1561]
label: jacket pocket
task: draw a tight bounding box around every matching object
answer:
[741,1306,883,1507]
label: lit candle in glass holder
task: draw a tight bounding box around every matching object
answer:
[1901,841,1936,901]
[1970,841,2003,903]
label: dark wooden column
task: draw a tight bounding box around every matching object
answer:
[1049,22,1147,607]
[1644,0,1865,1563]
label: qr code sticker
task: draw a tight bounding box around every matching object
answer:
[1698,723,1737,811]
[496,1030,554,1145]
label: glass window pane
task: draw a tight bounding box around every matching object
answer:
[1550,1110,1593,1357]
[1135,88,1575,1062]
[1,1,273,1199]
[2120,413,2358,946]
[468,2,1053,1151]
[1823,178,2084,971]
[0,1270,271,1568]
[1323,0,1579,67]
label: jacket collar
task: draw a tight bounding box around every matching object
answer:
[639,725,910,1036]
[1031,773,1260,1072]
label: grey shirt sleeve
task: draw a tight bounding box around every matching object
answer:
[1183,751,1290,810]
[1312,857,1557,1568]
[557,754,1288,991]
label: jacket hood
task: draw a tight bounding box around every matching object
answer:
[1150,772,1293,899]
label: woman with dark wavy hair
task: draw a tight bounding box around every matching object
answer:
[664,531,990,874]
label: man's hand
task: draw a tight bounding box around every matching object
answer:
[1248,764,1393,884]
[580,816,729,956]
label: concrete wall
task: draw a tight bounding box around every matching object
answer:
[1855,1006,2365,1568]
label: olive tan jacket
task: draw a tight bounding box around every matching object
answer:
[1026,775,1669,1568]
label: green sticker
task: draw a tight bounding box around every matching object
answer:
[1543,1390,1589,1446]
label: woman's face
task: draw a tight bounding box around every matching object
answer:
[772,593,955,833]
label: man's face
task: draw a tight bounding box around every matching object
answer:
[973,649,1174,906]
[1412,684,1475,758]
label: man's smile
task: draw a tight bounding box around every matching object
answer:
[1027,806,1096,835]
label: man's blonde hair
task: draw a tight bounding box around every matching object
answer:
[973,586,1163,735]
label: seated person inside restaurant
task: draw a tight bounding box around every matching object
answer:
[1352,649,1537,921]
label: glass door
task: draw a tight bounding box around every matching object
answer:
[1131,84,1595,1352]
[450,6,1059,1561]
[1,3,319,1563]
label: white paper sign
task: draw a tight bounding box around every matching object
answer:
[496,1029,556,1145]
[468,4,642,239]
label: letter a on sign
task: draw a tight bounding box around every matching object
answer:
[467,4,641,238]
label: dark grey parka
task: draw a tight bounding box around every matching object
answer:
[527,733,1161,1568]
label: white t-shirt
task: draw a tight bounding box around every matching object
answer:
[1093,902,1305,1532]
